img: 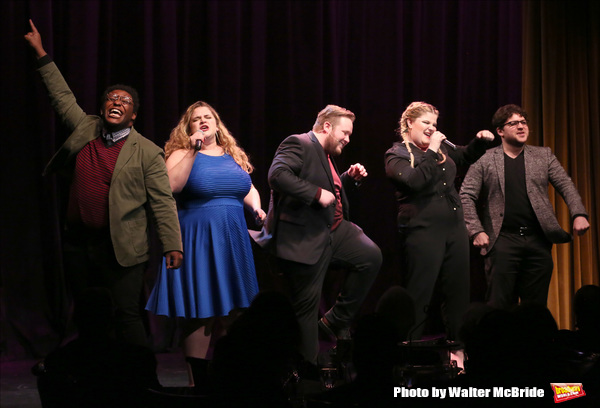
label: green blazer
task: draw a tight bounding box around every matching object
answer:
[40,61,182,267]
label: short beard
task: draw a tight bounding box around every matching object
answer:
[505,138,526,148]
[324,133,343,156]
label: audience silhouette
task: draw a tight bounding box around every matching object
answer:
[305,312,401,407]
[209,290,302,407]
[555,285,600,407]
[34,287,161,408]
[31,283,600,408]
[570,285,600,353]
[450,300,600,407]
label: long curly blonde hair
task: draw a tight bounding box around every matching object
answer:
[164,101,253,173]
[396,101,445,168]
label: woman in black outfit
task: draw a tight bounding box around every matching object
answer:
[384,101,493,340]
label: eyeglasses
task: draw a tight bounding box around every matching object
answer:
[502,120,528,128]
[106,94,133,106]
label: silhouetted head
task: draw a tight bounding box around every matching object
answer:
[574,285,600,332]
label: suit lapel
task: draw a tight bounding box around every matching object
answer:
[493,146,506,197]
[309,131,335,191]
[112,129,138,182]
[523,145,534,187]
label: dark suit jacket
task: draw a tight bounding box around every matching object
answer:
[257,131,357,265]
[39,61,182,267]
[460,145,588,256]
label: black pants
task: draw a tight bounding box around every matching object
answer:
[484,231,553,310]
[63,226,148,346]
[278,220,382,364]
[400,220,470,341]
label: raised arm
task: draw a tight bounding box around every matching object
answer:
[24,19,47,59]
[25,19,87,132]
[165,149,197,193]
[447,130,494,167]
[165,130,206,192]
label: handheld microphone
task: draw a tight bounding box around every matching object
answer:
[443,139,457,150]
[194,130,204,151]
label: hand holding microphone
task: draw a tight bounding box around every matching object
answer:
[430,130,457,150]
[194,129,205,151]
[428,131,446,152]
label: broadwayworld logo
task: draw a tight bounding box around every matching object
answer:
[551,383,586,403]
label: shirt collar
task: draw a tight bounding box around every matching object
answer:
[103,127,131,145]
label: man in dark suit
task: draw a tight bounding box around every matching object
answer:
[259,105,381,364]
[25,20,183,346]
[460,104,589,309]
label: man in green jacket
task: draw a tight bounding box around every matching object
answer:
[25,20,183,346]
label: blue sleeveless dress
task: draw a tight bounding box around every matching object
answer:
[146,153,259,318]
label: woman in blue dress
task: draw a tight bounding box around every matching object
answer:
[146,101,265,385]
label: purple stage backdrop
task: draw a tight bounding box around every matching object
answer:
[1,0,521,359]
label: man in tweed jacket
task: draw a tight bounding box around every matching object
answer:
[460,104,589,309]
[25,20,182,346]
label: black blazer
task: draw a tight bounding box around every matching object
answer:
[257,131,356,265]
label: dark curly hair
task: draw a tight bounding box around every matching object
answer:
[491,104,528,131]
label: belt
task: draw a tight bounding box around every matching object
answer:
[500,226,539,236]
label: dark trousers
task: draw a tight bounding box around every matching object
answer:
[63,227,148,346]
[278,220,382,364]
[401,221,470,341]
[484,231,553,310]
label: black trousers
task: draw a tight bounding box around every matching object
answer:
[278,220,382,364]
[63,226,148,346]
[484,231,553,310]
[400,220,470,341]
